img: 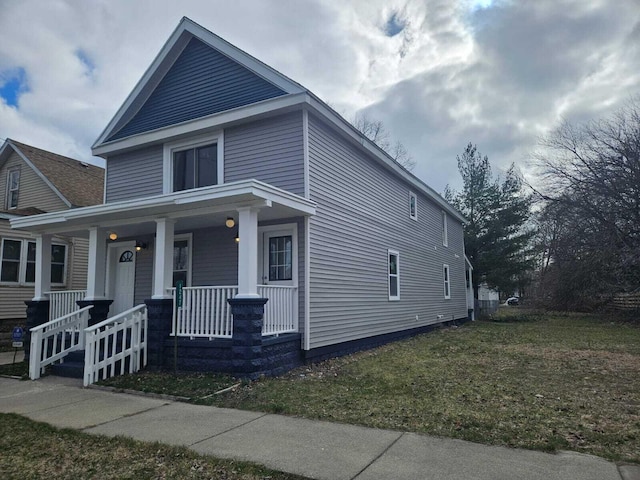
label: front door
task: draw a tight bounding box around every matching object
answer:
[261,229,295,286]
[111,245,136,316]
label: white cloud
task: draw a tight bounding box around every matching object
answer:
[0,0,638,194]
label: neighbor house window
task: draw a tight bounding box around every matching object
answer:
[163,133,224,194]
[409,192,417,221]
[442,211,448,247]
[0,238,67,285]
[172,235,192,287]
[388,249,400,301]
[443,264,451,299]
[6,169,20,209]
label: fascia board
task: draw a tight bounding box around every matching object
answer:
[303,96,467,224]
[92,93,307,157]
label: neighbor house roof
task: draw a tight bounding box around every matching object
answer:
[0,139,104,208]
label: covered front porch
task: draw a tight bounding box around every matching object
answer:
[12,180,315,383]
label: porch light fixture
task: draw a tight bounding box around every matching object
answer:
[135,241,147,251]
[108,232,118,241]
[225,217,235,228]
[234,231,239,243]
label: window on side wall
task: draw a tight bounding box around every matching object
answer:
[388,249,400,301]
[0,238,67,285]
[164,133,224,194]
[409,192,417,221]
[443,264,451,299]
[6,169,20,209]
[442,211,448,247]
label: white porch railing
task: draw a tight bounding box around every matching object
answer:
[83,305,148,387]
[259,285,298,335]
[171,286,237,338]
[47,290,87,321]
[170,285,297,338]
[29,306,92,380]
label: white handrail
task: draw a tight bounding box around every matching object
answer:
[83,304,148,386]
[29,306,93,380]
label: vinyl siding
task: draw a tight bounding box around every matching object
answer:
[105,145,164,203]
[0,151,67,212]
[0,220,86,320]
[307,114,467,350]
[225,112,305,195]
[109,37,287,141]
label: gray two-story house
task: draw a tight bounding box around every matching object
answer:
[14,18,472,380]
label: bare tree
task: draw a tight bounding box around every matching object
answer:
[532,98,640,309]
[352,113,416,171]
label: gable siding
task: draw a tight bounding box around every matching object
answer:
[225,112,305,195]
[0,151,67,212]
[109,37,287,141]
[105,145,164,203]
[307,115,467,350]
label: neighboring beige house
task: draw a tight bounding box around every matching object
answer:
[0,139,104,345]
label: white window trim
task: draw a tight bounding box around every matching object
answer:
[162,131,224,194]
[442,211,448,247]
[6,168,20,210]
[0,237,67,286]
[409,191,417,221]
[258,223,298,286]
[388,249,400,301]
[443,264,451,299]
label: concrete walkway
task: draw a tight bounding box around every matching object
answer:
[0,350,24,365]
[0,376,638,480]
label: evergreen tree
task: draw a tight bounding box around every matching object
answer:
[445,143,534,298]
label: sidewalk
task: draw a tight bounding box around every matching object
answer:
[0,350,25,365]
[0,376,638,480]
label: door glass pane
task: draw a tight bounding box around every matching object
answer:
[196,144,217,187]
[268,235,292,281]
[173,240,189,287]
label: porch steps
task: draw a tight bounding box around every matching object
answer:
[51,350,85,378]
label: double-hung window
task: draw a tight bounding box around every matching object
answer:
[164,133,224,194]
[409,192,417,221]
[388,249,400,301]
[442,211,448,247]
[6,169,20,209]
[443,264,451,299]
[0,238,67,285]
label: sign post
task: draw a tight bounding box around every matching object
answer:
[12,326,24,363]
[174,280,184,375]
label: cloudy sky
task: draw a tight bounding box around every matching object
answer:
[0,0,638,192]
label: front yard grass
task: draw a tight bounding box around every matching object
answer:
[0,413,307,480]
[102,310,640,464]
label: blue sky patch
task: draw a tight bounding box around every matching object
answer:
[76,49,95,75]
[0,67,28,107]
[384,11,406,37]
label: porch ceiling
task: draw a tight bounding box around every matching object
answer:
[10,179,315,238]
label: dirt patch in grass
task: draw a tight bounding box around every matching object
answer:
[102,314,640,464]
[0,413,307,480]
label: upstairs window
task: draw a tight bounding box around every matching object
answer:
[442,211,448,247]
[409,192,417,221]
[0,238,67,285]
[164,133,224,194]
[173,143,217,192]
[388,249,400,301]
[6,169,20,209]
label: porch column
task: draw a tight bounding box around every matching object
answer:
[152,218,175,299]
[32,233,52,301]
[85,227,107,300]
[236,207,260,298]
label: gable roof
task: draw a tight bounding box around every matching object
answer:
[92,17,465,223]
[0,139,105,208]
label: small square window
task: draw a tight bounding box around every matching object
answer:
[409,192,417,221]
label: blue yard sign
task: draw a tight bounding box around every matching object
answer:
[12,326,24,348]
